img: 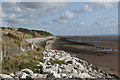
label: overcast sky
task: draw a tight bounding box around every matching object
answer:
[1,2,118,36]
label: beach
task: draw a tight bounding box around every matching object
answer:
[50,36,119,77]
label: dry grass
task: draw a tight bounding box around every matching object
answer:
[2,47,44,74]
[1,27,53,74]
[1,27,53,49]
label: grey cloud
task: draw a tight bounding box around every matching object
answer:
[2,2,69,27]
[51,11,74,23]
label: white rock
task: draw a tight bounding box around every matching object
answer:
[81,72,95,78]
[31,73,38,78]
[0,74,13,78]
[54,55,60,59]
[20,72,28,79]
[71,69,78,74]
[60,73,67,78]
[21,68,34,74]
[10,73,15,77]
[37,74,47,78]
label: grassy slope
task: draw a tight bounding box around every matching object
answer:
[1,27,53,74]
[1,27,53,49]
[2,48,44,74]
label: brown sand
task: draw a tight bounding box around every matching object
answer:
[51,36,119,77]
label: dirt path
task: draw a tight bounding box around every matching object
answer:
[45,37,58,49]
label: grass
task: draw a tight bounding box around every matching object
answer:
[1,27,53,74]
[50,59,68,65]
[17,28,53,37]
[1,27,53,49]
[2,48,44,74]
[33,65,43,74]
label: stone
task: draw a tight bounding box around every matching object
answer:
[46,65,52,69]
[52,72,61,78]
[0,76,3,80]
[67,60,73,64]
[21,68,34,74]
[37,74,47,78]
[59,65,66,69]
[30,73,38,78]
[54,55,60,59]
[60,73,67,78]
[0,49,113,79]
[71,69,78,74]
[0,74,13,79]
[47,62,51,65]
[46,73,55,78]
[10,73,15,77]
[20,72,28,79]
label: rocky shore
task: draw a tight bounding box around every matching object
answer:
[0,49,115,80]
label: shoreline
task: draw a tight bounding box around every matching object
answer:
[50,36,119,77]
[0,36,119,79]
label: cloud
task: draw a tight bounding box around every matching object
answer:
[90,2,117,8]
[80,21,84,25]
[72,2,117,14]
[94,16,117,28]
[2,2,69,27]
[51,10,74,23]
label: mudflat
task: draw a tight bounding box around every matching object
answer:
[51,36,119,76]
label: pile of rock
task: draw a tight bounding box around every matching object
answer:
[0,49,113,79]
[40,49,111,79]
[0,68,47,79]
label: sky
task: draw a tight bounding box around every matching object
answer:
[1,2,118,36]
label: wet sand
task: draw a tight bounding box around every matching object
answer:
[51,36,119,77]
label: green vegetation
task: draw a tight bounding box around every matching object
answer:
[2,48,44,74]
[17,28,53,37]
[33,65,43,74]
[50,59,68,65]
[109,74,120,79]
[1,27,53,49]
[1,27,53,74]
[4,33,20,40]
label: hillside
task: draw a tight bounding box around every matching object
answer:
[0,27,53,74]
[1,27,53,49]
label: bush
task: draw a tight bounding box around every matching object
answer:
[18,61,36,70]
[1,27,6,30]
[38,59,45,63]
[50,59,68,65]
[5,33,19,40]
[33,65,43,74]
[109,74,120,79]
[17,28,52,37]
[32,30,53,36]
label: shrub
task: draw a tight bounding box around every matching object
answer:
[5,33,19,40]
[33,65,43,74]
[1,27,6,30]
[50,59,68,65]
[17,28,52,37]
[109,74,120,79]
[38,59,45,63]
[18,61,36,70]
[32,30,53,36]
